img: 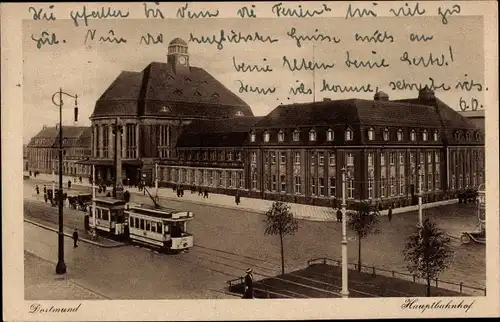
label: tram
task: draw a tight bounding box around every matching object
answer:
[88,197,128,236]
[125,204,194,252]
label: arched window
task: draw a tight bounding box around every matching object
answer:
[278,130,285,142]
[263,131,270,142]
[433,130,439,141]
[422,130,428,141]
[383,128,389,141]
[397,129,403,141]
[367,127,375,141]
[410,129,416,141]
[465,132,471,141]
[309,129,317,141]
[250,132,256,142]
[345,127,353,141]
[327,128,334,141]
[293,129,300,142]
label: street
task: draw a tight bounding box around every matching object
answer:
[24,179,486,299]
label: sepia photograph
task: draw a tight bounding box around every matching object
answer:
[2,1,499,321]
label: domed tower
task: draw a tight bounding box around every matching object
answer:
[167,37,189,73]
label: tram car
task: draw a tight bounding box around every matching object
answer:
[88,197,128,236]
[125,204,194,252]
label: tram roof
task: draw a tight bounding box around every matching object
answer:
[93,197,127,205]
[125,204,194,219]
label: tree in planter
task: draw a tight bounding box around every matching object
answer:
[263,201,299,275]
[403,218,454,297]
[346,201,380,272]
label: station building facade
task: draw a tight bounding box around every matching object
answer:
[162,88,485,209]
[26,125,92,176]
[84,37,253,185]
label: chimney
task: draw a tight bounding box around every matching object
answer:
[418,86,435,101]
[374,91,389,101]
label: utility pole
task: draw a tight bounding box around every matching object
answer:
[418,165,423,227]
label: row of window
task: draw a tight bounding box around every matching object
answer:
[250,128,445,143]
[164,167,245,188]
[180,150,243,162]
[129,217,164,234]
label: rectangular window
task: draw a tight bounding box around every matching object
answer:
[329,154,336,166]
[367,153,373,167]
[272,175,277,191]
[227,171,232,187]
[346,153,354,166]
[146,220,151,231]
[264,153,269,164]
[399,152,404,165]
[140,219,145,230]
[271,152,276,164]
[347,179,354,199]
[227,151,233,161]
[238,172,243,188]
[427,152,432,164]
[252,172,257,189]
[130,217,135,228]
[311,177,316,196]
[310,153,315,165]
[157,223,162,234]
[368,178,373,199]
[209,171,214,185]
[420,153,424,164]
[293,131,300,141]
[280,175,286,192]
[390,176,396,196]
[135,218,139,229]
[151,222,157,233]
[390,153,396,165]
[251,152,257,164]
[294,152,301,165]
[218,171,223,186]
[329,177,336,197]
[319,177,325,196]
[237,152,242,161]
[399,175,405,195]
[280,152,286,164]
[294,176,301,194]
[380,153,385,166]
[380,177,386,197]
[435,152,440,163]
[319,153,324,166]
[428,173,433,190]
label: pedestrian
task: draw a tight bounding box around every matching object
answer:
[235,193,240,205]
[124,190,130,203]
[73,228,79,248]
[43,185,47,194]
[44,193,48,203]
[204,189,209,198]
[29,170,32,176]
[243,268,254,299]
[79,176,82,183]
[68,180,72,190]
[198,186,203,196]
[35,185,40,195]
[336,208,342,223]
[388,205,393,222]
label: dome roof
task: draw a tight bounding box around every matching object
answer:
[169,37,187,46]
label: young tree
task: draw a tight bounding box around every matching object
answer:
[403,218,454,297]
[346,201,380,272]
[263,201,299,275]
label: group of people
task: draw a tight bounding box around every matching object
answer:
[334,205,394,222]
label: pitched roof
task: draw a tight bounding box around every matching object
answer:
[92,61,252,119]
[253,99,442,129]
[27,126,90,147]
[176,117,263,147]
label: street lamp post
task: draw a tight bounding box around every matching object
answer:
[155,161,159,201]
[112,118,124,200]
[340,167,349,298]
[52,159,55,203]
[51,87,79,275]
[91,164,97,239]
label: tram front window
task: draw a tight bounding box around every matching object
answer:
[171,222,187,238]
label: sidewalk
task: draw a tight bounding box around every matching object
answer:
[30,173,458,222]
[25,251,108,300]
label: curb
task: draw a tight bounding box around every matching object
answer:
[23,219,126,248]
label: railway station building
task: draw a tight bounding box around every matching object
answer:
[82,37,253,186]
[164,88,485,209]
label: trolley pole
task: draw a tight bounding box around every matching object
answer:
[340,167,349,298]
[418,165,423,227]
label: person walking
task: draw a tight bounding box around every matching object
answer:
[388,205,393,222]
[235,193,240,205]
[68,180,72,190]
[35,185,40,195]
[43,185,47,194]
[243,268,254,299]
[204,189,209,199]
[44,193,48,203]
[198,186,203,196]
[336,208,342,223]
[72,228,79,248]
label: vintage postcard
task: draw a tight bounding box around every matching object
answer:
[2,1,499,321]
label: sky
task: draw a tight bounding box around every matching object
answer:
[23,15,484,143]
